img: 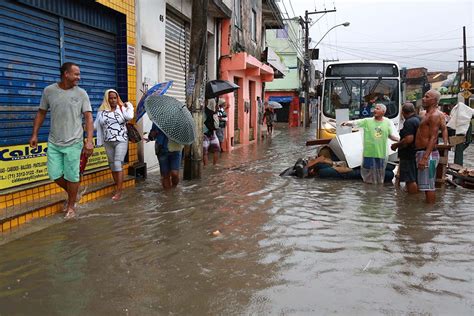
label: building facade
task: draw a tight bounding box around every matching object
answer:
[136,0,231,169]
[0,0,284,231]
[218,0,283,150]
[0,0,137,231]
[264,18,304,127]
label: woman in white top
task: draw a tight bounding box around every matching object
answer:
[94,89,134,200]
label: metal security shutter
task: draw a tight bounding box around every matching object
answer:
[0,1,117,146]
[165,12,190,103]
[63,20,117,113]
[0,1,60,145]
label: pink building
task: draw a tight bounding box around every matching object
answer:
[218,19,275,151]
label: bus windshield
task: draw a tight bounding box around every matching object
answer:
[323,79,399,120]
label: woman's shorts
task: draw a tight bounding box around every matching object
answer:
[104,141,128,172]
[203,132,220,154]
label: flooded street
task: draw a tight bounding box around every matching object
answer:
[0,125,473,315]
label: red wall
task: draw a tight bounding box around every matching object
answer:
[264,91,300,127]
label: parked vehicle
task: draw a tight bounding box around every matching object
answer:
[317,60,403,139]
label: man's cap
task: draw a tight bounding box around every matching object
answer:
[218,98,225,106]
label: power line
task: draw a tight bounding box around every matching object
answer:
[321,44,464,58]
[321,42,470,59]
[320,42,464,64]
[268,1,302,56]
[336,37,465,44]
[287,0,296,18]
[277,2,305,56]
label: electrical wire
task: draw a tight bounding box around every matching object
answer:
[321,42,470,60]
[319,42,465,65]
[278,1,305,56]
[275,4,305,58]
[336,37,465,44]
[288,0,296,18]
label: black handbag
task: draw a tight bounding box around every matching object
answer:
[126,123,142,143]
[119,104,142,143]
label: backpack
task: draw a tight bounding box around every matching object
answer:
[204,108,219,132]
[213,113,220,130]
[218,109,227,128]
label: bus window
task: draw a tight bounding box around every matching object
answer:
[323,79,399,120]
[318,61,402,140]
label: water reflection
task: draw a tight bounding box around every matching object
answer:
[395,198,440,263]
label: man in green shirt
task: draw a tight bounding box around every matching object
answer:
[30,62,94,219]
[341,103,399,184]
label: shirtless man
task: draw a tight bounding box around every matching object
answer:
[414,89,445,203]
[438,109,449,145]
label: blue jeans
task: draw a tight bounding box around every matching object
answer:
[158,151,182,175]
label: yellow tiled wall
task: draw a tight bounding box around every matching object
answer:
[0,177,135,232]
[97,0,138,164]
[0,168,120,209]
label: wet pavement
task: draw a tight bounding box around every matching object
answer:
[0,124,473,315]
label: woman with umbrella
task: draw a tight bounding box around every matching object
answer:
[203,99,221,165]
[145,123,183,189]
[263,102,275,136]
[216,98,228,150]
[94,89,134,201]
[143,95,196,189]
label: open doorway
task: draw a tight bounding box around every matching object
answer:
[274,102,290,123]
[249,80,255,141]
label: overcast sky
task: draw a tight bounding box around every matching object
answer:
[277,0,473,72]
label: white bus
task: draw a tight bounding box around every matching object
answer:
[317,60,403,139]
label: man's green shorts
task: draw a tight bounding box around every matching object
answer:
[47,141,83,183]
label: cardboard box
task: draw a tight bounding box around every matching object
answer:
[329,129,398,168]
[329,131,363,168]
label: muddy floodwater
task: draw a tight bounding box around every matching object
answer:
[0,125,473,315]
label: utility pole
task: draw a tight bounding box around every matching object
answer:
[463,26,468,98]
[454,25,471,166]
[183,0,208,179]
[303,9,336,128]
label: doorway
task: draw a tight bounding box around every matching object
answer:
[141,48,160,169]
[249,81,255,141]
[275,102,290,123]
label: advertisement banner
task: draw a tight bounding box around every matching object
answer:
[0,140,109,190]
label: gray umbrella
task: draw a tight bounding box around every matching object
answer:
[145,95,196,145]
[268,101,283,109]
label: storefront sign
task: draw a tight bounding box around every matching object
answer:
[264,47,287,78]
[127,45,136,56]
[127,55,136,66]
[0,140,109,190]
[127,45,136,66]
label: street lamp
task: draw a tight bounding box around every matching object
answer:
[313,22,350,48]
[303,21,350,128]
